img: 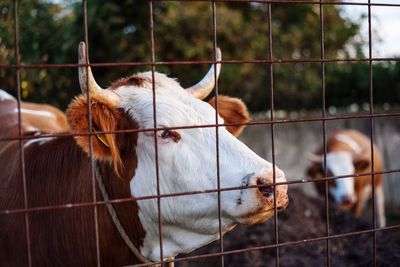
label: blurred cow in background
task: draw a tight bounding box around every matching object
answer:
[306,129,385,227]
[0,89,69,138]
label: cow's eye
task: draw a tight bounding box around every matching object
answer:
[160,130,171,139]
[158,129,181,143]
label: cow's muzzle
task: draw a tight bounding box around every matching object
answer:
[254,167,289,215]
[237,168,289,225]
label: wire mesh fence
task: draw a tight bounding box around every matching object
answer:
[1,0,400,266]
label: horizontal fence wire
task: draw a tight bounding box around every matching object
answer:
[1,112,400,142]
[127,223,400,267]
[2,0,400,266]
[153,0,400,7]
[2,56,400,69]
[1,168,399,216]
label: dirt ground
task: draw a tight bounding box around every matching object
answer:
[176,188,400,267]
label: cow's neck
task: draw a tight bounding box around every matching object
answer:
[97,162,147,263]
[95,116,149,263]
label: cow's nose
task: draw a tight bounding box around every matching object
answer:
[256,178,275,198]
[255,167,286,198]
[341,195,353,205]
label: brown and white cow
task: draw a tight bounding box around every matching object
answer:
[0,89,69,138]
[0,42,288,266]
[306,129,385,227]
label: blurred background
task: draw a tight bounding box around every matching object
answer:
[1,0,399,112]
[1,0,400,249]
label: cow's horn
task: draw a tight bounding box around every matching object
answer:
[186,48,222,100]
[78,42,119,102]
[307,153,323,163]
[78,42,104,94]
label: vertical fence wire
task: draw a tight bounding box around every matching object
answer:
[211,2,225,267]
[82,0,101,265]
[367,0,377,265]
[319,1,331,266]
[148,0,165,264]
[12,1,32,266]
[266,3,280,267]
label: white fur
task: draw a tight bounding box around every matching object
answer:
[375,185,386,227]
[24,137,54,148]
[0,90,16,101]
[335,134,363,155]
[114,72,286,261]
[326,152,356,204]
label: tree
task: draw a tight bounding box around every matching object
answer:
[1,0,397,112]
[0,0,75,106]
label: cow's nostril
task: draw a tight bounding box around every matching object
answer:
[257,178,275,198]
[341,195,353,205]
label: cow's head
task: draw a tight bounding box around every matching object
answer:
[307,151,369,210]
[67,42,288,260]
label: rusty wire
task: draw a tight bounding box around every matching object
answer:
[81,0,102,265]
[367,0,377,264]
[1,167,400,217]
[3,0,400,266]
[319,1,331,265]
[12,1,32,266]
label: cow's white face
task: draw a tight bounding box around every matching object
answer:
[114,72,288,260]
[71,43,288,261]
[325,152,356,205]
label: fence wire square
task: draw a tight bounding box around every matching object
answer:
[1,0,400,266]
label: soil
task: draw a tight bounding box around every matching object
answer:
[176,188,400,267]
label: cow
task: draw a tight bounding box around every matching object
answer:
[0,42,289,266]
[306,129,385,227]
[0,89,69,138]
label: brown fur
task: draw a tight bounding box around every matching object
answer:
[306,129,383,217]
[0,109,145,266]
[21,102,69,132]
[109,75,149,90]
[168,130,182,143]
[208,95,250,136]
[67,94,123,176]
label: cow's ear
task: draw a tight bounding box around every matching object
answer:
[66,94,122,174]
[354,157,370,171]
[307,162,324,179]
[208,95,250,136]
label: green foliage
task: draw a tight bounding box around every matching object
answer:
[0,0,398,111]
[326,61,400,108]
[0,0,76,106]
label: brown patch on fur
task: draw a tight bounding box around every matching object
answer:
[66,94,123,176]
[169,130,181,143]
[208,95,250,136]
[109,75,150,90]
